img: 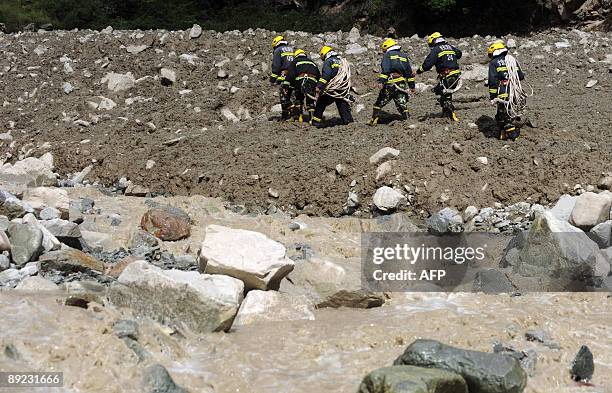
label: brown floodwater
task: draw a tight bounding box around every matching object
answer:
[1,292,610,393]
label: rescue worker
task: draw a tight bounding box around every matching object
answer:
[416,32,462,121]
[270,35,295,121]
[311,46,354,127]
[369,38,416,126]
[286,49,320,123]
[488,41,526,141]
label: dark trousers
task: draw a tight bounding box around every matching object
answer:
[373,82,410,119]
[279,82,294,120]
[312,94,353,127]
[294,79,317,122]
[433,73,460,117]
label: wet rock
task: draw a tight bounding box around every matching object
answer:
[369,147,400,165]
[110,260,244,333]
[189,24,202,39]
[394,339,527,393]
[588,220,612,248]
[473,269,515,293]
[142,364,188,393]
[160,67,177,86]
[0,153,57,187]
[570,345,594,382]
[569,192,612,230]
[358,365,468,393]
[507,211,600,288]
[101,72,136,92]
[373,186,406,212]
[113,319,139,340]
[233,290,315,327]
[141,207,191,241]
[7,223,43,266]
[426,208,463,234]
[0,230,9,252]
[0,191,34,220]
[38,248,104,276]
[549,194,577,222]
[15,276,59,291]
[198,225,294,290]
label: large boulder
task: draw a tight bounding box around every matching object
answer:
[233,290,315,327]
[110,261,244,333]
[549,194,577,222]
[505,211,601,289]
[569,192,612,230]
[280,257,384,309]
[0,230,10,252]
[198,225,294,290]
[22,213,61,252]
[358,365,468,393]
[394,339,527,393]
[141,207,191,241]
[7,223,43,266]
[0,190,34,219]
[462,64,488,82]
[0,153,57,187]
[588,220,612,248]
[38,248,104,276]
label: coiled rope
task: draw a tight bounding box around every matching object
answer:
[495,54,533,118]
[324,58,353,103]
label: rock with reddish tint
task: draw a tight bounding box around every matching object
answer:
[140,207,191,241]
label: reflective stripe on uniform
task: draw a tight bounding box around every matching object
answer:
[281,52,293,57]
[296,61,316,67]
[312,116,322,122]
[379,73,389,79]
[319,78,328,84]
[489,88,498,93]
[498,93,509,98]
[496,66,508,72]
[406,77,416,82]
[296,76,318,82]
[389,55,407,62]
[418,65,425,72]
[438,50,456,57]
[271,73,278,78]
[447,69,461,76]
[387,77,406,84]
[331,63,341,68]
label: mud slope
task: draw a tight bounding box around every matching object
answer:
[1,27,611,217]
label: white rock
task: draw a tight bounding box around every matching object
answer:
[233,290,315,327]
[586,80,598,88]
[114,261,244,333]
[22,187,69,214]
[345,43,367,55]
[145,160,156,170]
[160,68,177,85]
[62,82,74,94]
[375,161,393,181]
[189,24,203,39]
[549,194,577,222]
[220,107,239,123]
[22,213,61,252]
[348,27,360,43]
[462,64,488,82]
[125,44,149,54]
[506,38,517,48]
[198,225,295,290]
[0,154,57,187]
[373,186,406,211]
[476,157,489,165]
[464,206,479,222]
[101,72,136,92]
[570,192,612,230]
[97,96,117,110]
[369,147,400,165]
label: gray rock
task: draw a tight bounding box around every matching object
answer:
[40,207,61,220]
[0,153,57,187]
[142,364,188,393]
[357,365,468,393]
[345,43,367,55]
[0,254,9,271]
[473,269,515,293]
[0,190,34,220]
[7,223,43,266]
[22,213,61,252]
[101,72,135,92]
[464,206,478,222]
[15,276,58,291]
[129,230,160,256]
[426,208,463,234]
[549,194,577,222]
[598,174,612,190]
[41,219,81,248]
[189,24,202,39]
[0,215,8,231]
[588,220,612,248]
[394,339,527,393]
[507,211,600,289]
[570,345,594,382]
[113,319,139,340]
[0,230,9,252]
[160,68,177,85]
[0,268,21,287]
[110,261,244,333]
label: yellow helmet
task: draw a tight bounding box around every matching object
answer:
[488,41,506,57]
[381,38,398,51]
[319,45,333,59]
[272,35,286,48]
[294,49,306,57]
[427,32,443,46]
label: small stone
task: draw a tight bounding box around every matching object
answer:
[40,207,61,220]
[268,188,280,198]
[141,207,191,241]
[476,156,489,165]
[427,208,464,234]
[464,206,478,222]
[569,192,612,230]
[597,174,612,190]
[217,69,228,79]
[145,160,156,170]
[189,24,202,39]
[373,187,406,212]
[586,80,598,88]
[113,319,139,340]
[160,68,177,85]
[62,82,74,94]
[375,161,393,181]
[369,147,400,165]
[142,364,188,393]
